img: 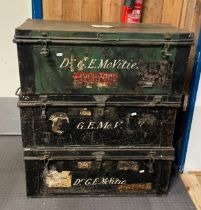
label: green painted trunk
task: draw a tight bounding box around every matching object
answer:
[14,19,194,95]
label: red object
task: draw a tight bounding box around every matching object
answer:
[72,72,118,88]
[121,0,144,23]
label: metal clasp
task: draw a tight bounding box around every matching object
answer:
[154,95,162,103]
[40,40,50,57]
[43,154,50,174]
[41,103,47,119]
[148,151,156,173]
[39,96,48,119]
[94,152,105,162]
[93,95,110,117]
[92,151,105,170]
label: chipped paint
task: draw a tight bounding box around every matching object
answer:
[45,171,72,188]
[78,161,92,169]
[118,183,152,192]
[118,161,139,171]
[49,112,69,134]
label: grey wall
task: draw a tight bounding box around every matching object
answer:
[0,1,31,135]
[0,0,31,97]
[0,97,21,135]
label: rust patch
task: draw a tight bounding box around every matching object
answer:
[49,112,69,134]
[45,171,72,188]
[118,161,139,171]
[78,161,92,169]
[118,183,152,192]
[79,108,92,116]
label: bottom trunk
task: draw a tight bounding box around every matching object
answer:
[24,147,173,197]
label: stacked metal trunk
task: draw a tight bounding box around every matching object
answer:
[14,19,194,197]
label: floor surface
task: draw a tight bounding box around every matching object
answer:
[0,136,196,210]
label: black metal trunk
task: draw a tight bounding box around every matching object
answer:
[18,95,178,147]
[24,147,174,197]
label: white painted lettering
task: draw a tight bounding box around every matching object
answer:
[59,56,140,71]
[76,121,124,130]
[98,59,109,69]
[92,178,99,185]
[88,59,97,69]
[126,62,131,69]
[114,179,122,184]
[87,122,96,129]
[121,180,127,184]
[117,61,123,69]
[70,56,76,72]
[122,61,128,69]
[73,177,127,186]
[77,122,85,129]
[131,62,138,69]
[108,178,115,184]
[112,60,121,68]
[59,58,70,68]
[114,121,124,129]
[106,62,113,69]
[100,178,109,184]
[77,57,88,71]
[85,179,93,186]
[73,179,85,186]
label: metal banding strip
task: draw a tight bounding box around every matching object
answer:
[17,101,181,108]
[13,38,194,45]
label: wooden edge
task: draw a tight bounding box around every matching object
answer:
[180,173,201,210]
[188,171,201,175]
[179,0,188,28]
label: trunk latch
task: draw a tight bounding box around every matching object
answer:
[154,95,162,103]
[40,40,50,57]
[148,151,156,173]
[93,95,110,117]
[92,151,105,170]
[39,96,48,119]
[161,43,172,59]
[41,103,47,119]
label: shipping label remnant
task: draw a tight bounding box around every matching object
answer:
[73,72,118,88]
